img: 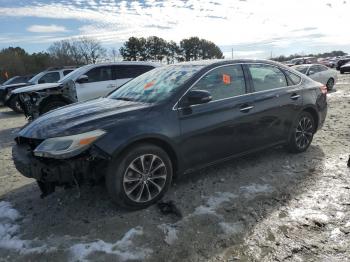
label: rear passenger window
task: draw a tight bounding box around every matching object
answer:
[284,70,301,85]
[86,66,112,82]
[248,64,287,92]
[191,65,246,101]
[113,65,154,79]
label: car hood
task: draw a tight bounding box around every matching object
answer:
[0,82,29,91]
[12,82,61,94]
[341,63,350,68]
[18,98,151,139]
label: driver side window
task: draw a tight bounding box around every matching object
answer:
[191,65,246,101]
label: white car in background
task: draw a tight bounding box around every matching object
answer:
[13,62,160,119]
[293,64,338,91]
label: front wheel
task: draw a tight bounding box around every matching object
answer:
[286,112,315,153]
[106,143,173,209]
[40,100,68,115]
[8,95,23,113]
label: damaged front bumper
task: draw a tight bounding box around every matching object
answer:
[12,141,109,197]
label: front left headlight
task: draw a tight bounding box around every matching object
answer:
[33,129,106,159]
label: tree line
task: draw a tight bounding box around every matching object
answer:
[0,36,223,83]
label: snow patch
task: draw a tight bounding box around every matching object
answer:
[240,184,274,197]
[0,201,49,254]
[219,222,244,235]
[194,192,237,216]
[158,224,178,245]
[289,208,329,223]
[70,226,151,262]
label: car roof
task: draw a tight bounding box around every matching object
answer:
[172,59,289,68]
[83,61,162,69]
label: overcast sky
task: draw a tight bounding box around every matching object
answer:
[0,0,349,59]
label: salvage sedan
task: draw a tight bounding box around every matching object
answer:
[293,64,337,90]
[12,59,328,209]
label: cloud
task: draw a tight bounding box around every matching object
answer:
[27,24,67,33]
[0,0,349,56]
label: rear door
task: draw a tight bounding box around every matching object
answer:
[75,66,114,101]
[245,63,302,148]
[178,64,255,169]
[308,65,323,84]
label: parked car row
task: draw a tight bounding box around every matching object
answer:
[12,59,328,209]
[0,67,76,112]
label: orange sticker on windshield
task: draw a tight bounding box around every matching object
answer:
[144,81,155,89]
[222,74,231,85]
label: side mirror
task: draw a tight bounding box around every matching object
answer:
[180,90,212,107]
[38,79,46,84]
[76,75,88,84]
[308,70,315,76]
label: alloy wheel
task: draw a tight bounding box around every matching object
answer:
[295,116,313,149]
[123,154,167,203]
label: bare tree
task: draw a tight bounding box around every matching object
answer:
[76,37,106,64]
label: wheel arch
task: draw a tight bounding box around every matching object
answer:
[111,136,180,177]
[302,106,319,132]
[39,94,72,113]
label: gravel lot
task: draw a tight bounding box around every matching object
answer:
[0,73,349,262]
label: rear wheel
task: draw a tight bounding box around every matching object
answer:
[40,100,68,115]
[8,95,23,113]
[286,112,315,153]
[106,143,173,209]
[326,78,334,91]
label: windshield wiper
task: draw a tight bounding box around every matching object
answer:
[113,97,135,101]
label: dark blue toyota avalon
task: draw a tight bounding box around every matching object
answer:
[12,59,327,209]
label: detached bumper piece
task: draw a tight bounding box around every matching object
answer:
[12,143,100,198]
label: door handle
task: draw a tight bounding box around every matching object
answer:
[240,105,254,113]
[290,94,301,100]
[107,84,117,89]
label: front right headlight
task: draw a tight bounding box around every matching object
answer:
[33,129,106,159]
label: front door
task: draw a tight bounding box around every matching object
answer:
[76,66,116,101]
[178,64,255,170]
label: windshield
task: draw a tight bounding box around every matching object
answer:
[58,65,90,83]
[293,65,309,74]
[28,72,46,84]
[108,65,203,103]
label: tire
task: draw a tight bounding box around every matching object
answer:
[40,100,68,115]
[7,95,23,113]
[106,143,173,209]
[326,78,334,91]
[340,70,344,74]
[286,111,315,153]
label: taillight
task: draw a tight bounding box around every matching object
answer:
[320,85,327,95]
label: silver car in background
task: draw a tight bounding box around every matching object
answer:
[293,64,338,90]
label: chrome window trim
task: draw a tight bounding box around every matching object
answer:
[173,62,304,111]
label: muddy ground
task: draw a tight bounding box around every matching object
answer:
[0,73,349,262]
